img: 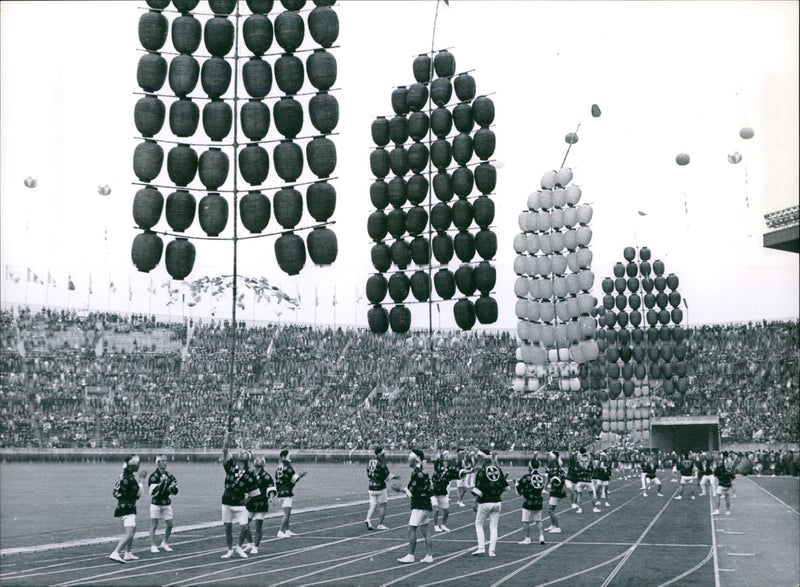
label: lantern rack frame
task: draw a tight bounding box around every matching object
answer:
[134,87,342,101]
[136,44,340,59]
[133,175,338,193]
[141,219,335,241]
[133,131,340,147]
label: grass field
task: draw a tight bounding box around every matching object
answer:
[0,462,797,586]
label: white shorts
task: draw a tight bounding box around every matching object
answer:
[249,511,269,520]
[565,480,575,491]
[548,496,561,507]
[281,497,294,509]
[456,479,466,488]
[150,504,174,521]
[431,495,450,509]
[699,475,715,486]
[466,472,476,487]
[221,505,248,525]
[409,509,430,527]
[521,508,542,523]
[680,476,694,485]
[716,486,732,496]
[120,514,137,528]
[369,489,388,505]
[575,481,593,493]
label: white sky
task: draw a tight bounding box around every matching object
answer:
[1,0,798,330]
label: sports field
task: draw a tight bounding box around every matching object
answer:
[0,462,797,586]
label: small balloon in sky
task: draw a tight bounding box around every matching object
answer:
[727,151,743,164]
[675,153,691,166]
[24,176,38,188]
[98,184,112,196]
[739,127,755,140]
[565,132,579,144]
[591,104,601,117]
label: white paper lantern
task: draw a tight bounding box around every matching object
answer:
[565,185,581,205]
[538,278,553,299]
[564,228,577,250]
[528,278,541,299]
[550,230,565,252]
[555,325,569,347]
[550,208,565,229]
[539,302,555,323]
[576,204,593,225]
[514,276,529,297]
[539,189,554,208]
[518,212,530,232]
[576,226,592,247]
[538,233,553,255]
[552,254,568,276]
[555,167,573,187]
[552,188,566,208]
[577,270,594,292]
[537,255,552,276]
[527,190,541,210]
[536,211,551,232]
[514,255,528,276]
[513,233,528,253]
[541,170,557,189]
[564,207,578,228]
[567,322,581,344]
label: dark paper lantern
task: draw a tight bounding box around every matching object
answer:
[243,14,273,55]
[389,146,409,177]
[147,0,170,8]
[201,56,232,98]
[274,187,303,229]
[273,140,303,182]
[275,10,305,52]
[169,97,200,137]
[430,77,452,107]
[307,136,336,178]
[434,268,456,300]
[627,277,640,293]
[668,291,681,307]
[173,0,199,13]
[391,86,409,115]
[474,162,497,194]
[134,95,165,137]
[366,274,388,305]
[131,231,163,272]
[433,172,453,202]
[202,99,232,141]
[472,195,495,228]
[452,199,472,230]
[165,238,195,280]
[412,54,431,83]
[239,190,270,233]
[274,96,304,138]
[432,232,454,264]
[204,17,234,56]
[241,99,270,141]
[613,262,625,278]
[139,11,168,52]
[137,52,167,93]
[406,206,428,237]
[371,242,391,272]
[431,139,452,170]
[407,142,429,174]
[452,102,474,133]
[671,308,683,324]
[389,115,409,145]
[274,53,303,95]
[407,173,428,205]
[407,83,428,112]
[391,240,411,269]
[453,73,476,102]
[434,49,455,77]
[367,210,388,242]
[370,180,389,209]
[654,276,667,292]
[387,177,407,207]
[309,91,338,133]
[388,272,410,302]
[431,107,452,138]
[452,133,474,165]
[386,208,406,239]
[452,166,474,198]
[454,230,476,262]
[275,232,306,275]
[167,143,198,186]
[642,277,654,292]
[601,278,614,294]
[653,259,665,276]
[370,148,390,179]
[239,144,270,186]
[410,271,431,302]
[307,227,337,265]
[474,261,496,293]
[655,291,669,309]
[198,193,228,236]
[564,132,579,145]
[171,14,202,54]
[389,305,411,334]
[615,294,627,310]
[198,147,229,190]
[431,202,452,232]
[166,190,196,232]
[666,274,679,290]
[409,235,430,265]
[307,49,337,91]
[133,140,164,183]
[308,6,338,47]
[133,186,164,229]
[306,181,335,221]
[368,305,389,334]
[243,57,273,98]
[475,295,498,324]
[475,229,497,260]
[454,298,476,331]
[472,96,495,126]
[623,246,636,262]
[473,127,496,160]
[281,0,306,10]
[372,116,390,147]
[408,112,430,142]
[209,0,237,13]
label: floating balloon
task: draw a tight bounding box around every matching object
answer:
[727,151,742,164]
[98,184,112,196]
[739,127,754,140]
[24,176,38,188]
[591,104,601,117]
[675,153,690,166]
[565,132,579,145]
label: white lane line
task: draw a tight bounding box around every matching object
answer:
[727,553,755,557]
[531,551,629,587]
[708,489,721,587]
[744,476,800,515]
[656,547,714,587]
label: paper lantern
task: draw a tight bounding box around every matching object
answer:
[409,235,430,266]
[389,305,411,333]
[139,10,168,51]
[240,191,270,233]
[198,193,228,236]
[474,163,496,194]
[739,127,754,139]
[307,227,337,265]
[306,181,335,222]
[243,14,273,55]
[475,295,497,324]
[367,210,388,242]
[307,49,337,91]
[430,77,452,108]
[391,240,411,270]
[243,57,273,98]
[565,132,579,145]
[307,136,336,178]
[412,54,431,83]
[452,166,474,197]
[455,265,476,296]
[454,299,476,331]
[406,206,428,236]
[389,146,409,176]
[472,196,495,229]
[169,98,200,137]
[171,14,201,54]
[432,233,454,264]
[368,305,389,334]
[275,232,306,275]
[472,96,495,126]
[241,100,270,141]
[133,140,163,183]
[366,274,388,305]
[308,6,338,47]
[131,231,163,272]
[201,57,232,99]
[452,103,474,133]
[274,140,303,182]
[473,127,496,160]
[275,10,304,51]
[431,107,453,138]
[274,187,303,229]
[167,143,198,186]
[137,52,167,93]
[204,17,234,56]
[371,117,390,148]
[452,133,474,165]
[410,271,431,302]
[431,139,452,171]
[388,272,410,303]
[474,261,496,294]
[274,96,304,139]
[133,186,164,230]
[274,54,303,95]
[209,0,237,14]
[387,177,407,207]
[434,269,456,299]
[239,144,269,186]
[386,208,406,239]
[370,148,390,179]
[407,83,429,112]
[391,87,409,116]
[407,143,429,174]
[475,229,497,260]
[134,95,165,137]
[675,153,690,166]
[203,99,232,141]
[433,172,453,202]
[165,237,195,280]
[454,72,476,102]
[166,190,195,232]
[371,243,391,272]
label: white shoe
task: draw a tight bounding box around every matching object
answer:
[675,496,682,500]
[250,546,259,554]
[592,507,601,513]
[433,525,442,532]
[234,546,248,558]
[397,554,415,564]
[699,492,706,496]
[109,552,127,564]
[242,543,254,553]
[546,526,562,533]
[472,548,485,556]
[277,531,287,538]
[571,504,579,510]
[440,525,451,532]
[377,524,389,530]
[518,538,531,545]
[691,496,696,500]
[285,530,297,537]
[421,555,434,563]
[458,501,465,507]
[725,510,731,515]
[488,551,496,557]
[576,508,583,513]
[150,545,160,554]
[643,492,648,497]
[539,537,546,544]
[605,502,610,507]
[221,549,234,559]
[711,509,720,515]
[124,552,139,561]
[160,542,173,552]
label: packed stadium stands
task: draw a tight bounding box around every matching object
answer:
[0,307,797,451]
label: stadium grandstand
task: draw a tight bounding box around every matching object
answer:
[763,204,799,253]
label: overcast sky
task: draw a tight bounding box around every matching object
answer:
[1,0,797,330]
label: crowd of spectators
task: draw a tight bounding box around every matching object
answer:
[0,306,797,451]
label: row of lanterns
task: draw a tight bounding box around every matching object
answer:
[131,0,339,280]
[512,168,599,393]
[367,49,498,334]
